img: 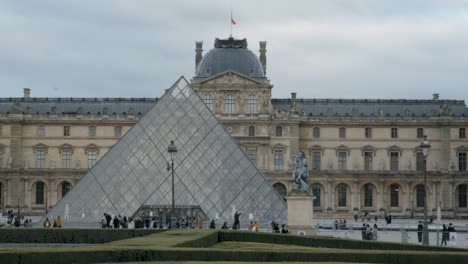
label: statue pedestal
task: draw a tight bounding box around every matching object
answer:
[287,190,315,235]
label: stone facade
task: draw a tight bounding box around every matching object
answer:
[0,37,468,219]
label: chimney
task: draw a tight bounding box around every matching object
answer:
[23,88,31,98]
[433,93,439,100]
[259,41,267,74]
[195,41,203,70]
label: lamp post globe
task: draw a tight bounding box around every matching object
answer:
[167,140,177,213]
[419,135,431,245]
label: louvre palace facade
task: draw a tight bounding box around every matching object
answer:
[0,37,467,219]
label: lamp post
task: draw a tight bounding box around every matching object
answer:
[167,140,177,213]
[419,135,431,245]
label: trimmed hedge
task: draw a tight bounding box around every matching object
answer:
[175,231,219,248]
[0,228,165,244]
[219,231,468,252]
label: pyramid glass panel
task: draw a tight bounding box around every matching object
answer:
[43,77,287,227]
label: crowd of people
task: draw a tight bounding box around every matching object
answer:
[361,223,378,240]
[101,213,135,229]
[43,216,62,228]
[3,210,33,228]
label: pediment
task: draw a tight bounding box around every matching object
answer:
[198,71,264,85]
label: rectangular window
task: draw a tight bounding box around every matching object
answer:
[459,185,467,208]
[246,149,257,166]
[339,127,346,139]
[89,126,96,137]
[274,150,283,171]
[312,184,321,207]
[312,151,321,171]
[459,152,467,172]
[313,127,320,138]
[391,128,398,138]
[460,128,466,139]
[62,149,71,169]
[202,95,213,111]
[365,128,372,139]
[36,149,45,169]
[416,152,425,171]
[338,151,347,170]
[114,126,122,137]
[417,128,424,138]
[88,149,97,169]
[0,152,3,168]
[64,126,70,136]
[248,126,255,137]
[390,152,399,171]
[364,152,373,171]
[37,126,45,137]
[36,183,44,204]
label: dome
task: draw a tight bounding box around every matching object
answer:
[196,37,265,78]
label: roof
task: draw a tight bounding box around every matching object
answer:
[272,98,468,117]
[0,97,157,115]
[195,37,265,78]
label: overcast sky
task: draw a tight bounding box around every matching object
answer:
[1,0,467,102]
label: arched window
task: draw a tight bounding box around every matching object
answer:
[416,184,426,208]
[35,182,45,204]
[114,126,122,137]
[202,94,213,111]
[313,127,320,138]
[337,184,347,207]
[390,184,399,207]
[364,184,373,207]
[248,126,255,137]
[458,184,467,208]
[276,126,283,137]
[273,183,287,197]
[311,183,321,207]
[247,95,257,114]
[225,94,235,113]
[61,182,71,198]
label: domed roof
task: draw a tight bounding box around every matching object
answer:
[196,37,265,78]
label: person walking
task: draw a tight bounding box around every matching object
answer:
[417,221,423,243]
[197,214,203,229]
[56,216,62,228]
[233,211,241,230]
[361,224,366,240]
[373,224,378,241]
[441,224,448,246]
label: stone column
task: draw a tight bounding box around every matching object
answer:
[352,179,359,211]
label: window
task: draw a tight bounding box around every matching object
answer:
[248,126,255,137]
[35,149,46,168]
[339,127,346,139]
[88,149,97,168]
[364,184,373,207]
[391,128,398,138]
[0,182,3,204]
[364,152,373,171]
[459,152,467,171]
[246,149,257,165]
[459,184,467,208]
[390,184,399,207]
[312,151,321,171]
[247,95,257,114]
[62,149,71,169]
[114,126,122,137]
[416,152,425,171]
[37,126,45,137]
[0,150,3,169]
[273,183,287,197]
[417,128,424,138]
[416,185,426,208]
[61,182,71,197]
[225,94,235,114]
[390,152,399,171]
[313,127,320,138]
[460,128,466,139]
[35,182,45,204]
[0,125,2,136]
[312,183,321,207]
[202,94,213,111]
[338,151,347,170]
[274,150,283,171]
[63,126,70,136]
[365,128,372,138]
[88,126,96,137]
[275,126,283,137]
[338,184,347,207]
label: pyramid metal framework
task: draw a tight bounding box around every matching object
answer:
[44,77,287,227]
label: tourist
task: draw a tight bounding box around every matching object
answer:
[417,221,423,243]
[254,221,259,232]
[334,220,338,230]
[221,222,230,229]
[23,219,29,228]
[373,224,378,241]
[197,214,203,229]
[361,224,366,240]
[233,211,241,230]
[101,216,106,228]
[105,213,112,228]
[113,216,120,229]
[281,224,289,234]
[366,224,372,240]
[128,218,135,229]
[441,224,448,246]
[209,219,216,229]
[56,216,62,228]
[53,220,57,228]
[43,217,51,228]
[354,214,358,222]
[248,221,254,231]
[448,223,455,232]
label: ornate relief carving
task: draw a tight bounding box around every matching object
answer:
[271,143,288,154]
[33,143,48,154]
[58,143,74,154]
[84,144,100,155]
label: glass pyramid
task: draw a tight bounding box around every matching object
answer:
[43,77,287,227]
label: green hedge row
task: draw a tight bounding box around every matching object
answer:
[0,228,165,244]
[175,231,219,248]
[218,231,467,252]
[1,247,468,264]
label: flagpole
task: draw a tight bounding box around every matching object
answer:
[230,8,232,37]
